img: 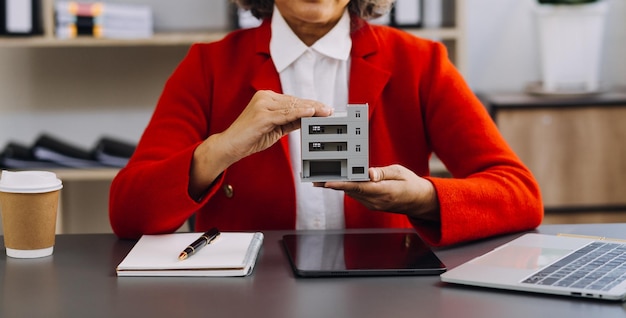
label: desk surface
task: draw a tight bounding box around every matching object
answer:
[2,224,626,318]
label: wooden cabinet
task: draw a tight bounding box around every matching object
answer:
[484,91,626,223]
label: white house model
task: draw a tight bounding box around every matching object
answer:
[300,103,369,182]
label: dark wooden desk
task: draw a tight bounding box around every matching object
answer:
[2,225,626,318]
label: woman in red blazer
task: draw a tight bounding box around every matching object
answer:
[109,0,543,246]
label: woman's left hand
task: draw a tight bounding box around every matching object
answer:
[318,164,440,221]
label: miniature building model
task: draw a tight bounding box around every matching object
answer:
[300,103,369,182]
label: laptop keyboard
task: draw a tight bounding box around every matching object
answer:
[522,242,626,291]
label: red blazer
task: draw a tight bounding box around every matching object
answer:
[109,18,543,246]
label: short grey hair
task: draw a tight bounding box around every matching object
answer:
[231,0,395,20]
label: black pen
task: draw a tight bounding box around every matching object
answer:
[178,227,221,261]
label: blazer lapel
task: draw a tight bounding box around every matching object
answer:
[251,20,282,93]
[349,22,391,118]
[247,20,292,171]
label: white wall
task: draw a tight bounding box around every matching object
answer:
[0,46,188,149]
[465,0,626,92]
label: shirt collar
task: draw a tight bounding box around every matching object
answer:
[270,6,352,73]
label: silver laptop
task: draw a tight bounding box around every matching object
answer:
[440,233,626,301]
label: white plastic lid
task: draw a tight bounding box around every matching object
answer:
[0,170,63,194]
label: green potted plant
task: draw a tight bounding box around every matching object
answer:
[533,0,608,94]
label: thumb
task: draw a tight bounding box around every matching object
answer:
[369,165,404,182]
[369,167,385,182]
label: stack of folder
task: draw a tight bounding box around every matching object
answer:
[0,134,136,169]
[55,1,153,39]
[0,142,64,169]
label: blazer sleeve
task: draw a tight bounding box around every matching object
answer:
[109,45,219,239]
[412,42,543,246]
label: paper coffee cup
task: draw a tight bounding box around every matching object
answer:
[0,170,63,258]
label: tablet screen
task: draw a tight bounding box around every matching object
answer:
[282,232,446,277]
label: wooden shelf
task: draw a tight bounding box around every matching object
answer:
[49,168,120,181]
[0,27,460,47]
[0,31,228,48]
[404,27,463,40]
[0,0,466,69]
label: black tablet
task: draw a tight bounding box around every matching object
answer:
[282,232,446,277]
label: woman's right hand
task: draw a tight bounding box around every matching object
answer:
[214,90,333,164]
[189,90,333,197]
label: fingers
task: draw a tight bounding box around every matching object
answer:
[218,91,333,161]
[320,165,408,191]
[313,181,368,194]
[260,90,333,123]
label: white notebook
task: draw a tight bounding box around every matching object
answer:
[116,232,264,277]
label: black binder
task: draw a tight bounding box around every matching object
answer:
[0,142,64,169]
[92,137,136,167]
[2,134,136,169]
[32,134,104,168]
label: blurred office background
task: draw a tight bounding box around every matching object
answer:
[0,0,624,233]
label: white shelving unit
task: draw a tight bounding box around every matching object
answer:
[0,0,464,234]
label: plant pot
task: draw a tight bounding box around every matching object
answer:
[534,1,608,93]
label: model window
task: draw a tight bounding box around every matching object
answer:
[310,142,324,151]
[311,125,324,133]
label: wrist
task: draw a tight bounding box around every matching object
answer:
[188,134,234,198]
[409,181,441,222]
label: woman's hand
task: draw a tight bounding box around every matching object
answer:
[319,164,441,222]
[214,90,333,164]
[190,90,333,197]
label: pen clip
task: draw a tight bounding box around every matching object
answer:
[203,227,220,244]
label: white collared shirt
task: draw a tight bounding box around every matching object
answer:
[270,7,352,230]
